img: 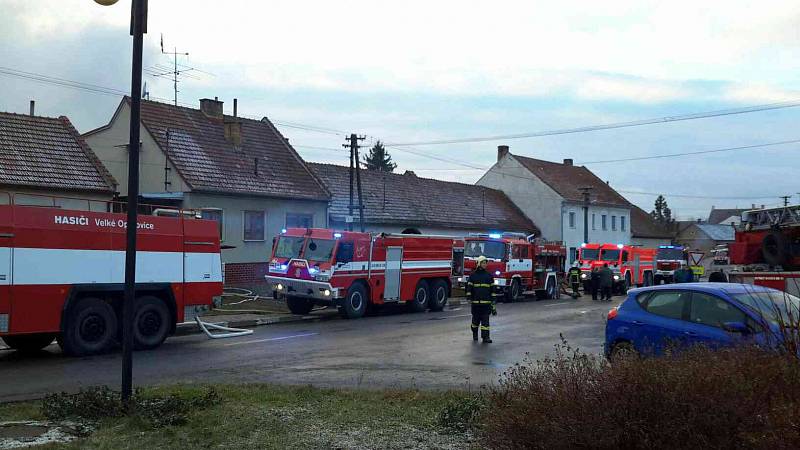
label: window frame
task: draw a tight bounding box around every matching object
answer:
[602,214,608,231]
[641,289,690,320]
[592,213,596,230]
[568,211,576,229]
[612,215,617,231]
[199,207,224,242]
[688,291,749,330]
[242,210,266,242]
[285,212,314,229]
[621,216,626,231]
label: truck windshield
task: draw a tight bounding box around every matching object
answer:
[465,240,506,260]
[275,236,305,259]
[601,249,621,261]
[580,249,599,260]
[304,239,336,261]
[732,291,800,326]
[657,248,685,261]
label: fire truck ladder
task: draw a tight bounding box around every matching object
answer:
[743,205,800,231]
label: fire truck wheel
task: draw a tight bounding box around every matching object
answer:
[762,231,791,267]
[287,296,315,315]
[1,333,56,353]
[409,280,430,312]
[60,297,118,356]
[504,279,521,303]
[342,283,368,319]
[545,278,557,299]
[428,279,449,311]
[133,296,171,350]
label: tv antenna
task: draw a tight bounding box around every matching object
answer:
[144,34,212,106]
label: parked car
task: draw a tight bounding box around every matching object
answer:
[605,283,800,359]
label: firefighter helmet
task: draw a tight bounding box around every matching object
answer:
[476,255,488,265]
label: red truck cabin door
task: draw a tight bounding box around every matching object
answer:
[384,246,403,301]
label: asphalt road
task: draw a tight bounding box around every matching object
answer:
[0,296,622,402]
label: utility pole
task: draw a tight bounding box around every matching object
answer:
[578,187,593,244]
[343,134,366,231]
[781,195,791,207]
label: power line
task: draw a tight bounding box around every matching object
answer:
[618,190,779,200]
[385,100,800,146]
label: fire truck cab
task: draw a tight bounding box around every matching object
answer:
[654,245,688,284]
[266,228,464,319]
[0,193,223,356]
[460,233,565,302]
[578,243,656,293]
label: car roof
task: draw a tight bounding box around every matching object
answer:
[627,282,777,297]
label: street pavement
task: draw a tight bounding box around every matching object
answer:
[0,295,622,402]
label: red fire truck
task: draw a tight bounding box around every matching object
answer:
[654,245,689,284]
[458,233,565,301]
[578,243,656,293]
[0,194,223,355]
[265,228,464,319]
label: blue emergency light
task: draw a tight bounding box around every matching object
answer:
[489,233,502,239]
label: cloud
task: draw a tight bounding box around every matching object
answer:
[723,84,800,104]
[574,76,691,103]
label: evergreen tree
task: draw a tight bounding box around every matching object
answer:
[363,141,397,172]
[650,195,674,228]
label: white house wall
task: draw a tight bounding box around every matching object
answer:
[561,202,632,264]
[476,155,562,240]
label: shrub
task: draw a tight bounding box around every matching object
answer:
[42,386,221,428]
[481,342,800,450]
[437,394,486,432]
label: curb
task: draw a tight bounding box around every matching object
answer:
[175,297,469,336]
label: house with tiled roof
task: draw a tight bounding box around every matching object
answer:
[629,205,673,247]
[309,163,538,236]
[84,97,330,282]
[0,109,116,208]
[707,206,752,225]
[477,145,636,268]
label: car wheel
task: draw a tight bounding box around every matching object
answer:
[610,341,637,362]
[428,279,448,311]
[133,296,171,350]
[409,280,430,312]
[60,297,118,356]
[1,333,56,353]
[341,283,368,319]
[287,296,315,315]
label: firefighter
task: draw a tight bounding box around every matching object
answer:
[567,262,582,298]
[599,263,614,301]
[466,255,498,343]
[590,266,600,300]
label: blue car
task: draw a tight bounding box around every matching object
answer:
[605,283,800,359]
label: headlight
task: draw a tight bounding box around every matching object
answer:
[457,277,464,282]
[613,275,620,281]
[323,289,331,297]
[494,279,500,285]
[581,273,588,279]
[276,283,284,291]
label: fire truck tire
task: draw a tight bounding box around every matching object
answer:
[545,278,557,299]
[341,283,368,319]
[409,280,430,312]
[428,279,449,311]
[133,296,171,350]
[1,333,56,353]
[762,231,791,267]
[60,297,118,356]
[504,279,521,303]
[286,296,315,315]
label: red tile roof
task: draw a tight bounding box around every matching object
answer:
[630,205,673,239]
[103,98,329,201]
[513,154,630,207]
[309,163,539,234]
[0,112,115,192]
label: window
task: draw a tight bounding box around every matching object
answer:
[644,291,689,320]
[621,216,626,231]
[569,211,576,229]
[569,247,577,264]
[602,214,607,230]
[622,251,629,263]
[243,210,265,241]
[690,292,746,328]
[274,236,304,259]
[304,238,336,261]
[200,209,224,240]
[592,213,596,230]
[612,216,617,231]
[286,213,313,229]
[520,246,529,258]
[465,241,507,260]
[335,242,354,264]
[512,245,523,259]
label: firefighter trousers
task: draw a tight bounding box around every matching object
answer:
[471,305,491,340]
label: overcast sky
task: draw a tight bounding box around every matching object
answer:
[2,0,799,219]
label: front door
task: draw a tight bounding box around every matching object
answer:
[384,247,403,301]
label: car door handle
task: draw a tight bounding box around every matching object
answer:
[632,320,644,326]
[684,331,698,336]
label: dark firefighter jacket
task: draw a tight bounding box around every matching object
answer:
[568,267,582,284]
[599,267,614,288]
[466,267,498,307]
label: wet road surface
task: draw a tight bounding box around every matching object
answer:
[0,296,622,402]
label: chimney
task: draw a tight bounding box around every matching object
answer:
[761,204,765,209]
[404,170,417,177]
[563,158,573,166]
[29,100,35,116]
[199,98,224,119]
[497,145,509,162]
[224,118,242,148]
[751,203,756,209]
[233,98,238,118]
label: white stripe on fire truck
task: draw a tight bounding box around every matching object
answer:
[333,260,452,272]
[9,248,222,285]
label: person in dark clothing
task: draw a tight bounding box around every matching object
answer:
[708,269,728,282]
[466,256,498,343]
[674,264,695,283]
[567,262,582,298]
[599,263,614,301]
[590,267,600,300]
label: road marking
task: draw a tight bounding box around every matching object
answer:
[543,302,571,307]
[223,332,318,346]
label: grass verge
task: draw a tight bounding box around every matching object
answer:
[0,384,475,449]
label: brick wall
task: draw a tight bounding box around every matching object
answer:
[224,262,269,285]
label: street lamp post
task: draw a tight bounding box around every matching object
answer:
[94,0,147,405]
